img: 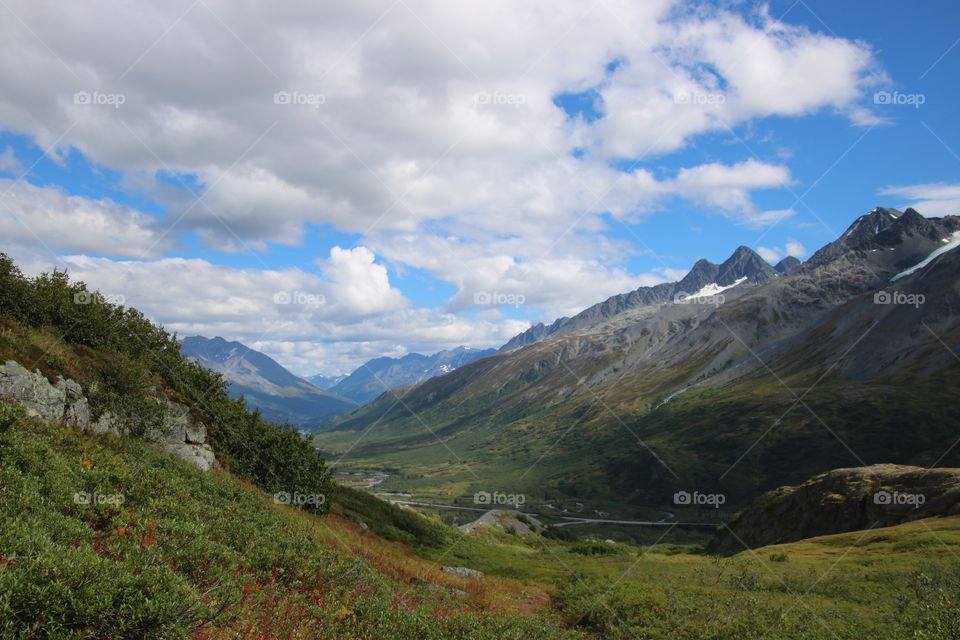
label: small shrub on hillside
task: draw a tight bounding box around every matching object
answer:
[543,526,579,542]
[0,401,23,434]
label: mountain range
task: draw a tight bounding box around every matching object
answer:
[315,207,960,513]
[179,336,357,428]
[322,346,496,404]
[180,337,495,426]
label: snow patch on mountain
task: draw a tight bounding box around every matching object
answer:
[891,231,960,281]
[691,277,748,298]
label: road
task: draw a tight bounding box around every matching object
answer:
[384,499,718,528]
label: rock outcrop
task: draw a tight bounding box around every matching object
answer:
[458,509,545,536]
[0,360,216,471]
[709,464,960,555]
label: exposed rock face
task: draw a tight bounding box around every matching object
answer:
[710,464,960,555]
[441,566,483,579]
[0,361,90,427]
[0,360,216,471]
[458,509,545,536]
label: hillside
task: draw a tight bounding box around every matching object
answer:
[317,207,960,515]
[180,336,356,428]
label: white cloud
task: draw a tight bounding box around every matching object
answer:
[0,0,878,245]
[757,240,807,263]
[0,179,174,260]
[0,145,20,174]
[0,1,885,370]
[878,183,960,217]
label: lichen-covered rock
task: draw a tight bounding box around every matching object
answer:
[0,361,89,427]
[163,442,217,472]
[441,566,484,579]
[0,359,216,472]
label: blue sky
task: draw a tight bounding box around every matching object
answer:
[0,0,957,374]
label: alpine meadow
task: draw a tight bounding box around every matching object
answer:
[1,2,959,639]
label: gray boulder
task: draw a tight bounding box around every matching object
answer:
[0,359,216,472]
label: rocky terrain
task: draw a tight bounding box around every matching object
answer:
[710,464,960,555]
[0,359,216,470]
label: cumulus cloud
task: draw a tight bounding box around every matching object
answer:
[0,0,884,371]
[878,183,960,217]
[0,146,20,174]
[0,179,174,260]
[757,240,807,264]
[16,251,520,375]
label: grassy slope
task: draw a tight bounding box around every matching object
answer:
[318,362,960,516]
[3,400,959,639]
[0,406,579,639]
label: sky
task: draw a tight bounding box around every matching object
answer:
[0,0,958,376]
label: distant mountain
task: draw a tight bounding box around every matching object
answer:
[307,374,348,390]
[318,207,960,513]
[500,244,780,353]
[180,336,356,428]
[329,346,496,404]
[773,256,801,274]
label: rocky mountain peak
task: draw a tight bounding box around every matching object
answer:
[774,256,802,274]
[717,245,775,285]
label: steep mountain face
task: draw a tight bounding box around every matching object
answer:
[709,464,960,555]
[329,346,496,404]
[498,245,779,354]
[180,336,356,427]
[318,207,960,513]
